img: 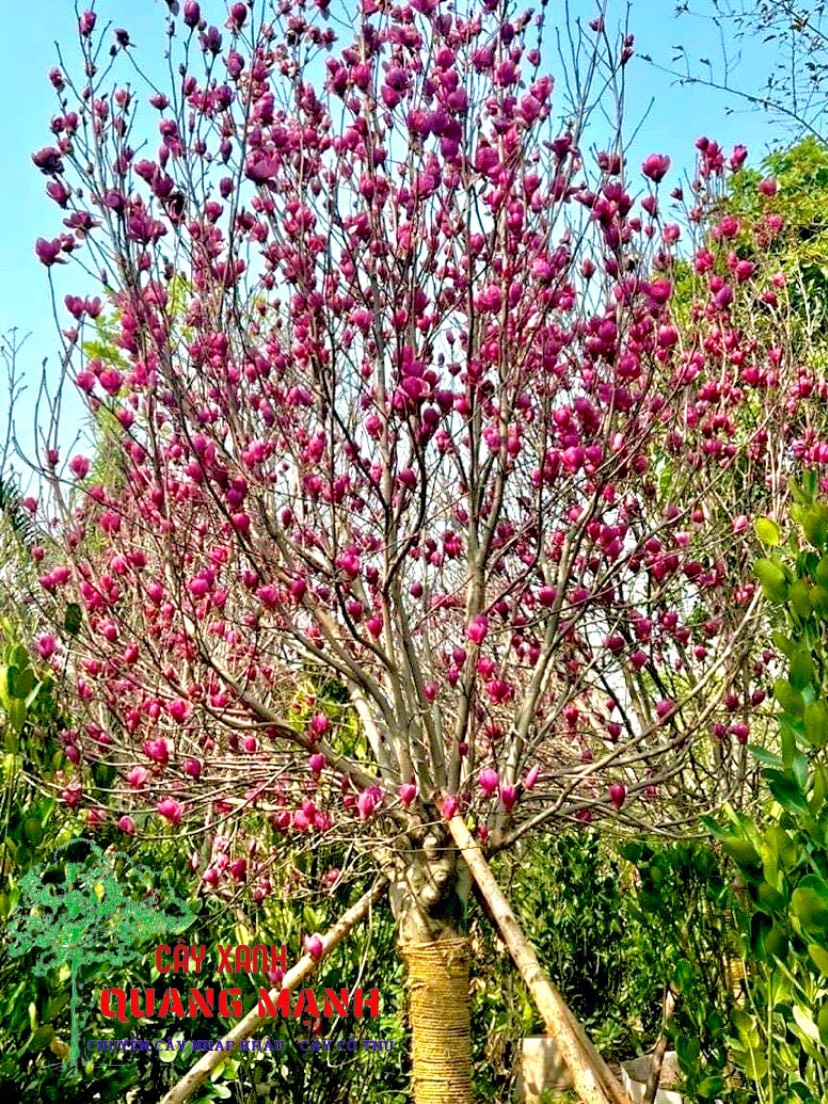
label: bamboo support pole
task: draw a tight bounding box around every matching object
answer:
[447,816,634,1104]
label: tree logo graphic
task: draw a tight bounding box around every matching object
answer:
[7,840,194,1064]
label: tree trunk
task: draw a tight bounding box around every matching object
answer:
[400,933,472,1104]
[447,815,634,1104]
[389,829,474,1104]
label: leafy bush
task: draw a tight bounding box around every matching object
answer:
[706,480,828,1104]
[475,831,742,1101]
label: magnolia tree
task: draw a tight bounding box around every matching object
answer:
[19,1,828,1101]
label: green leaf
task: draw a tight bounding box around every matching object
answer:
[782,723,798,769]
[721,836,761,867]
[792,877,828,932]
[775,679,805,716]
[755,558,789,602]
[812,585,828,614]
[767,771,811,816]
[790,581,813,618]
[694,1075,726,1099]
[792,1004,821,1044]
[805,700,828,748]
[808,943,828,975]
[799,502,828,547]
[791,477,815,506]
[748,744,783,768]
[756,517,782,546]
[10,666,34,701]
[766,825,797,868]
[7,698,26,734]
[814,764,828,815]
[764,922,788,959]
[772,631,796,657]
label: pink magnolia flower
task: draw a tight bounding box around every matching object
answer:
[309,713,330,740]
[62,781,83,807]
[183,1,201,28]
[466,614,489,644]
[117,815,136,834]
[69,455,90,479]
[86,807,107,829]
[478,769,499,797]
[642,153,670,182]
[441,794,460,819]
[304,933,324,961]
[143,739,169,765]
[36,634,58,660]
[126,766,149,789]
[35,238,63,266]
[523,765,540,790]
[731,723,750,745]
[538,586,557,608]
[227,2,247,29]
[32,147,64,175]
[357,787,380,820]
[399,782,417,807]
[228,858,247,882]
[609,783,627,810]
[158,797,183,825]
[500,784,517,812]
[167,699,192,723]
[79,10,96,36]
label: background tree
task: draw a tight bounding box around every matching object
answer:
[661,1,828,144]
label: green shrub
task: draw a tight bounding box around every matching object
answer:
[705,479,828,1104]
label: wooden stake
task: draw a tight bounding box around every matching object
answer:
[447,816,634,1104]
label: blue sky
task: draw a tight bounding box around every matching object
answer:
[0,0,790,458]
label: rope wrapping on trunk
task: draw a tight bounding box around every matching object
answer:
[401,934,472,1104]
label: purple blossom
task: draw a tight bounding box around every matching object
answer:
[35,238,64,266]
[227,3,247,31]
[245,154,279,182]
[79,10,97,36]
[641,153,671,183]
[183,1,201,28]
[200,25,222,54]
[304,933,324,961]
[46,180,71,206]
[32,147,64,175]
